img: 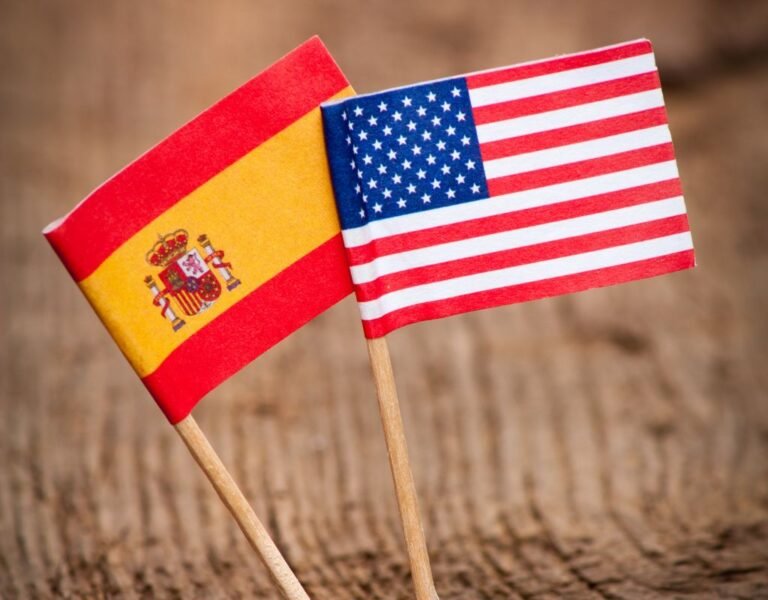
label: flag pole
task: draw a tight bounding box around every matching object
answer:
[366,337,440,600]
[174,415,310,600]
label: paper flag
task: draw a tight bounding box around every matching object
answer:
[44,37,354,422]
[322,39,694,338]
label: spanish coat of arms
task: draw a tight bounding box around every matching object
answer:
[144,230,240,331]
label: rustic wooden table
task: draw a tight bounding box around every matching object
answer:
[2,2,767,598]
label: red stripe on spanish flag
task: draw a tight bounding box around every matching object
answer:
[44,37,355,423]
[46,36,350,283]
[143,234,351,423]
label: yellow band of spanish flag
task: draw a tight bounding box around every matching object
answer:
[80,90,352,378]
[44,37,355,422]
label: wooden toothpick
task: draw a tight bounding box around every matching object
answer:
[175,415,310,600]
[366,337,440,600]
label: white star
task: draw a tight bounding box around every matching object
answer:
[373,202,383,213]
[349,159,355,169]
[436,140,447,151]
[406,121,417,131]
[402,158,412,169]
[446,188,456,199]
[441,101,451,112]
[421,130,432,141]
[416,169,427,180]
[397,135,407,146]
[421,193,431,204]
[357,170,363,180]
[377,164,387,175]
[352,145,359,155]
[341,111,347,121]
[431,116,442,127]
[354,183,361,193]
[363,154,373,165]
[426,91,437,102]
[378,101,388,112]
[353,106,364,117]
[461,135,471,146]
[451,86,461,97]
[456,173,466,184]
[372,140,383,150]
[465,159,476,170]
[367,178,378,189]
[358,130,368,140]
[383,188,393,199]
[412,144,422,155]
[406,183,417,193]
[362,193,368,202]
[397,198,407,208]
[359,208,365,218]
[416,106,427,117]
[387,149,397,160]
[446,125,456,136]
[441,164,451,175]
[456,111,466,122]
[431,178,441,189]
[392,111,403,122]
[451,149,461,160]
[471,183,481,194]
[392,173,402,184]
[368,116,378,126]
[402,96,413,107]
[345,135,351,145]
[426,154,436,165]
[348,121,354,130]
[383,125,393,136]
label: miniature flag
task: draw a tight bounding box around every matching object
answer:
[322,39,695,338]
[44,37,354,423]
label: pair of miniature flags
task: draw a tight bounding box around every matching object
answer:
[45,37,694,423]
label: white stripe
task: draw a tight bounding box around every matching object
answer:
[358,232,692,320]
[342,161,680,248]
[483,125,671,180]
[351,196,686,284]
[321,40,649,107]
[475,89,665,143]
[465,40,648,83]
[468,53,657,108]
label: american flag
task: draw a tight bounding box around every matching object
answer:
[322,39,695,338]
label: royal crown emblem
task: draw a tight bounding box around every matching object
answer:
[144,230,240,331]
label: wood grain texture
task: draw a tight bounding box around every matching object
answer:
[174,416,310,600]
[367,338,438,600]
[1,1,767,598]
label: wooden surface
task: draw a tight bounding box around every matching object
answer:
[174,416,310,600]
[366,338,438,600]
[2,1,768,598]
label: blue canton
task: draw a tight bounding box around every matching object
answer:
[322,78,489,230]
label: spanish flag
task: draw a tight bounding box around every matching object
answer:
[44,37,354,423]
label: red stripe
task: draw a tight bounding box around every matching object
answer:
[362,250,695,338]
[480,107,669,161]
[347,179,683,266]
[177,290,194,314]
[466,40,652,89]
[181,289,202,314]
[487,143,676,197]
[188,291,202,312]
[142,234,353,423]
[472,72,660,125]
[45,37,348,282]
[175,291,193,315]
[355,216,690,302]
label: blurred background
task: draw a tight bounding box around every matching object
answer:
[1,1,767,598]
